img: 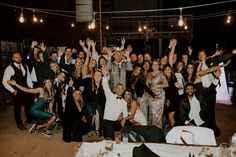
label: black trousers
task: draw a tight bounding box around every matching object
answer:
[204,91,221,136]
[12,92,33,126]
[102,119,122,139]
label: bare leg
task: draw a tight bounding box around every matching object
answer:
[94,110,100,131]
[168,111,175,128]
[45,116,56,131]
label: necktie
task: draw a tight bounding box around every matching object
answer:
[118,64,121,83]
[199,62,203,71]
[18,65,23,75]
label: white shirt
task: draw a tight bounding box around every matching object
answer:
[2,62,33,93]
[175,72,184,95]
[102,77,128,121]
[198,62,214,88]
[188,95,204,126]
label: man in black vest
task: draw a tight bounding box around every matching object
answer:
[2,51,33,130]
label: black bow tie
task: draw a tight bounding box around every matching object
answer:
[116,96,122,99]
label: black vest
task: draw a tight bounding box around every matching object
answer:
[10,63,29,88]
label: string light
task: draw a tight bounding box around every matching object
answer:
[226,11,231,24]
[88,22,91,29]
[105,22,109,30]
[33,10,38,22]
[184,24,188,30]
[71,22,75,27]
[178,8,184,27]
[0,1,235,28]
[138,21,142,32]
[39,18,43,23]
[89,12,96,29]
[19,8,24,23]
[184,18,188,30]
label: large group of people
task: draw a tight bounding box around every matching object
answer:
[2,37,236,142]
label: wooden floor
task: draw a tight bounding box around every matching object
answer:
[0,101,235,157]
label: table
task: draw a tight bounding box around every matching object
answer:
[75,141,220,157]
[166,126,217,146]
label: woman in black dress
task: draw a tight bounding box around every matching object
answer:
[62,79,87,142]
[163,64,180,128]
[82,70,106,134]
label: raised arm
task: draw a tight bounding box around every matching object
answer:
[197,60,230,77]
[168,39,177,67]
[82,44,92,77]
[8,80,40,94]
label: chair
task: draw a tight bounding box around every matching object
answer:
[166,126,217,146]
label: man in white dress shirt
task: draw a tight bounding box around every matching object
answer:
[178,82,206,127]
[2,51,33,130]
[102,76,128,139]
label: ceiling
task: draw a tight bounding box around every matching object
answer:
[0,0,235,51]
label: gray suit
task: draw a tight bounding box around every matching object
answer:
[108,59,133,92]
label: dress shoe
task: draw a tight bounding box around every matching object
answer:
[17,124,27,130]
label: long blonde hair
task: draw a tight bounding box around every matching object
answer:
[42,79,55,102]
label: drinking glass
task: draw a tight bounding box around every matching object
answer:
[219,142,230,157]
[114,131,122,144]
[122,133,129,144]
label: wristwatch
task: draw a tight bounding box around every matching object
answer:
[185,120,189,125]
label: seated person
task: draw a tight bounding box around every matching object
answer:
[121,89,147,126]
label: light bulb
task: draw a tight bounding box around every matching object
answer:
[143,25,147,30]
[90,21,95,29]
[71,23,75,27]
[33,15,38,22]
[88,23,91,29]
[19,14,24,23]
[39,18,43,23]
[106,25,109,30]
[184,24,188,30]
[178,16,184,27]
[226,19,231,24]
[19,9,24,23]
[138,26,142,32]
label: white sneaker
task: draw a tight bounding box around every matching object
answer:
[29,124,37,134]
[42,130,53,137]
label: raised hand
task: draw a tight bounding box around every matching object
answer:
[188,46,193,55]
[86,38,91,46]
[31,41,38,49]
[172,39,177,47]
[214,68,222,79]
[91,40,96,47]
[68,78,74,87]
[79,40,85,47]
[121,37,126,46]
[39,42,46,52]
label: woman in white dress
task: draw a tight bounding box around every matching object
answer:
[121,89,147,126]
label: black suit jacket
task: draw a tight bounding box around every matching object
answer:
[178,94,206,126]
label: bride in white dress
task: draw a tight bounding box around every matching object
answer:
[122,89,147,126]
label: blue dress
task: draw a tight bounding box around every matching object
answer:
[30,97,53,123]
